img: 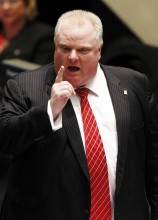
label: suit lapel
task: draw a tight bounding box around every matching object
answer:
[63,101,90,181]
[104,66,130,194]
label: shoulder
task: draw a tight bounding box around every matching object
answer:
[100,64,155,103]
[101,64,143,77]
[100,63,148,84]
[14,63,54,85]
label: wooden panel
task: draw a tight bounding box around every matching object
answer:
[101,0,158,46]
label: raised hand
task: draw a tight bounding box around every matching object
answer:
[50,66,75,119]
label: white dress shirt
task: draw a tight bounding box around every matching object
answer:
[48,64,118,219]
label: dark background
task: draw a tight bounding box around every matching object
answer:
[37,0,139,49]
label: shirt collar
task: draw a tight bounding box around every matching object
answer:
[86,64,106,96]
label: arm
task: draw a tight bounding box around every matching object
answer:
[0,79,52,155]
[145,76,158,219]
[0,65,75,156]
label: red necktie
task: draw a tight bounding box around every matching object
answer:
[75,88,112,220]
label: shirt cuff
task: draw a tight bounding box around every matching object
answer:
[47,100,62,131]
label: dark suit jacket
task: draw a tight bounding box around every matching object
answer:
[0,63,158,220]
[0,21,54,65]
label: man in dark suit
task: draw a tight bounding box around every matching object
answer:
[0,9,158,220]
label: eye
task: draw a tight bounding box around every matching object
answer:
[61,47,71,53]
[79,48,90,54]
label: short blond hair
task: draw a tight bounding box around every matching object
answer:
[24,0,38,21]
[54,9,103,47]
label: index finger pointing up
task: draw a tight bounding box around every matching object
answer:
[55,65,65,83]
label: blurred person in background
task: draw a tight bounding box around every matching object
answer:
[0,0,54,65]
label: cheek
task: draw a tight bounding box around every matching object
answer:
[54,53,67,67]
[54,55,64,73]
[84,56,99,70]
[16,11,26,19]
[14,6,27,18]
[0,9,6,19]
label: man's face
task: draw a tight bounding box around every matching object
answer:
[54,20,102,88]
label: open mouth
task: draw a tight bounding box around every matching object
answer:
[68,66,80,72]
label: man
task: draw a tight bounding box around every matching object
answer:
[0,9,158,220]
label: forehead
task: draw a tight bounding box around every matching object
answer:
[58,19,95,41]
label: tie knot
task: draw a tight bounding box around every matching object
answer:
[75,88,89,99]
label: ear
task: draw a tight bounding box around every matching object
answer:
[98,42,103,60]
[99,41,103,52]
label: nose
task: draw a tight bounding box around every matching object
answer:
[68,50,79,62]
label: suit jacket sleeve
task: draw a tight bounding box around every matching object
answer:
[145,76,158,219]
[0,76,53,155]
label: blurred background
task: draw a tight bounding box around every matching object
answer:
[0,0,158,211]
[38,0,158,46]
